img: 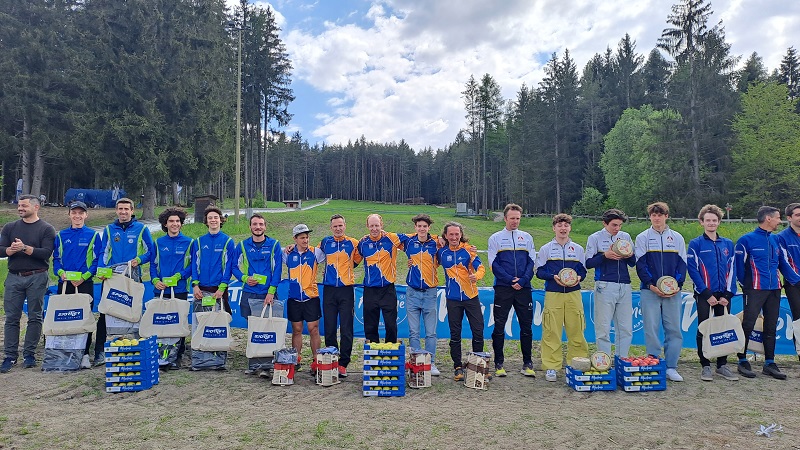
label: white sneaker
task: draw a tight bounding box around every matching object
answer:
[545,369,557,382]
[430,364,441,377]
[666,368,684,382]
[81,354,91,369]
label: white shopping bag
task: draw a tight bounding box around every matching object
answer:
[191,304,233,352]
[735,312,765,354]
[246,304,288,358]
[98,262,144,322]
[139,288,191,338]
[793,318,800,356]
[43,284,96,336]
[698,309,745,359]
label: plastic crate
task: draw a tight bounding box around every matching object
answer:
[363,359,404,368]
[565,366,615,382]
[362,386,405,397]
[566,376,617,392]
[363,377,405,387]
[363,368,405,377]
[617,377,667,392]
[615,355,666,373]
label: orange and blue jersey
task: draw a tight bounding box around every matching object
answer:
[687,233,736,300]
[283,246,325,301]
[735,227,800,290]
[402,233,439,289]
[436,243,485,300]
[358,232,402,287]
[319,235,362,287]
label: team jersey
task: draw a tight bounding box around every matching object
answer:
[403,233,439,290]
[634,226,687,291]
[687,233,736,300]
[436,243,485,300]
[535,238,587,293]
[150,233,193,294]
[735,227,800,290]
[283,246,325,301]
[358,232,402,287]
[100,218,154,267]
[231,236,282,295]
[584,228,635,283]
[191,231,235,289]
[777,226,800,277]
[487,228,536,288]
[318,235,362,287]
[53,226,101,281]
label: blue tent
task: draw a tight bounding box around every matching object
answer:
[64,188,126,208]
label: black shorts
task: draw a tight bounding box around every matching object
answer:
[287,298,322,323]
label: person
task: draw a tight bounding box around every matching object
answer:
[283,224,325,371]
[436,221,485,381]
[52,201,102,369]
[357,214,403,343]
[149,207,193,370]
[191,206,235,317]
[585,208,636,358]
[0,195,56,373]
[535,214,589,382]
[231,214,282,377]
[635,202,687,382]
[687,205,738,381]
[318,214,362,378]
[776,202,800,361]
[734,206,800,379]
[97,197,154,365]
[402,214,441,376]
[487,203,536,377]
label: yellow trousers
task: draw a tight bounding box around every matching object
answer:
[541,290,588,371]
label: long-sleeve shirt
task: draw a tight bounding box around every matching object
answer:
[231,236,282,296]
[358,232,402,287]
[318,235,362,287]
[283,246,325,301]
[487,228,536,288]
[0,219,56,272]
[436,242,485,300]
[535,238,587,293]
[735,227,800,290]
[687,233,737,300]
[777,226,800,277]
[585,228,635,283]
[150,233,193,294]
[403,233,439,290]
[99,218,154,267]
[634,226,687,291]
[191,231,234,289]
[53,225,101,281]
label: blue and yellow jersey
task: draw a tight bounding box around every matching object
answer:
[191,232,235,289]
[319,235,362,287]
[402,234,439,289]
[283,246,325,301]
[358,232,402,287]
[231,236,282,295]
[53,226,101,281]
[436,243,485,300]
[150,233,193,294]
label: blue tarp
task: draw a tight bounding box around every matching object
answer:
[63,188,126,208]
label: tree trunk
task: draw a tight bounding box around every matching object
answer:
[141,183,156,220]
[171,181,180,205]
[20,115,31,195]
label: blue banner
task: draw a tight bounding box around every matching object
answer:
[40,281,800,355]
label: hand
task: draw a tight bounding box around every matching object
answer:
[213,289,223,300]
[246,276,259,286]
[707,296,718,306]
[437,237,446,248]
[130,258,139,268]
[603,249,622,260]
[9,238,24,253]
[71,279,84,287]
[718,297,729,306]
[60,273,67,281]
[649,284,670,298]
[468,245,478,253]
[554,275,566,287]
[511,277,522,290]
[468,273,477,282]
[154,281,167,290]
[264,293,275,306]
[286,244,295,252]
[193,285,203,299]
[407,259,413,268]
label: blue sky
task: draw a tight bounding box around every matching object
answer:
[235,0,800,151]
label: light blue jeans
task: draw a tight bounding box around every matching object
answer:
[405,288,437,359]
[593,281,633,357]
[640,289,683,369]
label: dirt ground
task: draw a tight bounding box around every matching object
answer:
[1,319,799,450]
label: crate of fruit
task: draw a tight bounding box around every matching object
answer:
[363,357,404,367]
[362,385,405,397]
[363,368,405,377]
[565,365,615,382]
[615,355,666,373]
[566,376,616,392]
[363,376,405,387]
[617,377,667,392]
[363,342,405,357]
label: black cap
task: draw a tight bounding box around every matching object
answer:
[68,201,88,211]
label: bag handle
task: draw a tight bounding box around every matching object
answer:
[60,282,68,295]
[260,302,274,319]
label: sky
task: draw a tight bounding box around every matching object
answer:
[232,0,800,151]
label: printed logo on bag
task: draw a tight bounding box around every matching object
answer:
[709,330,737,346]
[749,330,763,343]
[203,326,228,339]
[54,308,84,322]
[106,289,134,307]
[251,331,277,344]
[153,313,180,325]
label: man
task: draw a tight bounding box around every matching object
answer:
[231,214,282,377]
[687,204,738,381]
[357,214,403,343]
[191,206,234,314]
[318,214,362,378]
[488,203,536,377]
[585,209,636,358]
[777,202,800,361]
[402,214,441,376]
[97,197,154,365]
[283,224,325,370]
[150,207,193,369]
[535,214,589,382]
[53,201,102,369]
[0,195,56,373]
[635,202,687,382]
[734,206,800,379]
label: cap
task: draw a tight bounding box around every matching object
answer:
[68,201,88,211]
[292,224,312,237]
